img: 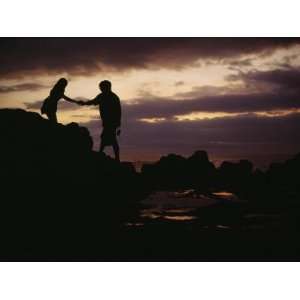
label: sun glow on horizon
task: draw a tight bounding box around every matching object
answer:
[174,111,246,121]
[139,117,166,123]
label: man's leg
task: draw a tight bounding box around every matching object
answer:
[99,127,106,153]
[99,140,105,153]
[112,141,120,162]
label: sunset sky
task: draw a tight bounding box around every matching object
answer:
[1,37,300,166]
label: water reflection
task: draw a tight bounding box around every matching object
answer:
[139,190,237,223]
[140,207,197,222]
[165,215,197,221]
[216,224,230,229]
[126,189,280,231]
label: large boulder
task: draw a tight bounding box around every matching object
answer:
[0,109,144,257]
[218,159,254,196]
[141,150,216,190]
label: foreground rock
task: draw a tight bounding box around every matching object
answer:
[0,109,145,256]
[1,108,300,260]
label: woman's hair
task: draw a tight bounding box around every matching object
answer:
[50,78,68,95]
[55,78,68,89]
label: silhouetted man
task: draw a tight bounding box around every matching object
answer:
[79,80,121,161]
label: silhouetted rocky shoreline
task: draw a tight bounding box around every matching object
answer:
[1,109,300,261]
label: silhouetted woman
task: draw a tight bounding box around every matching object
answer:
[41,78,77,123]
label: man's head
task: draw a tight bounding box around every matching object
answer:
[99,80,112,93]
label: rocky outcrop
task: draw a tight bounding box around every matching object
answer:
[0,109,144,257]
[141,150,216,190]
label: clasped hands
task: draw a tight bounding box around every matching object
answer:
[77,100,86,106]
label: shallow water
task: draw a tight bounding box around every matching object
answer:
[125,190,281,231]
[128,190,239,224]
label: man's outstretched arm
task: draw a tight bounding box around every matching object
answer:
[79,97,99,106]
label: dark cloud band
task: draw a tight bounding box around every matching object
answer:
[1,37,300,78]
[0,83,49,93]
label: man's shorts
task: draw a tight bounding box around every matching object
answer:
[101,126,117,146]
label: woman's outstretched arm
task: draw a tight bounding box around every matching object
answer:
[62,95,79,104]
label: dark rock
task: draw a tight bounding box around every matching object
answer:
[141,150,216,191]
[0,109,144,256]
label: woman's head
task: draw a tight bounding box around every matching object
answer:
[50,78,68,97]
[56,78,68,88]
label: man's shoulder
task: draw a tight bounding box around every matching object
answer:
[111,92,120,100]
[94,93,102,102]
